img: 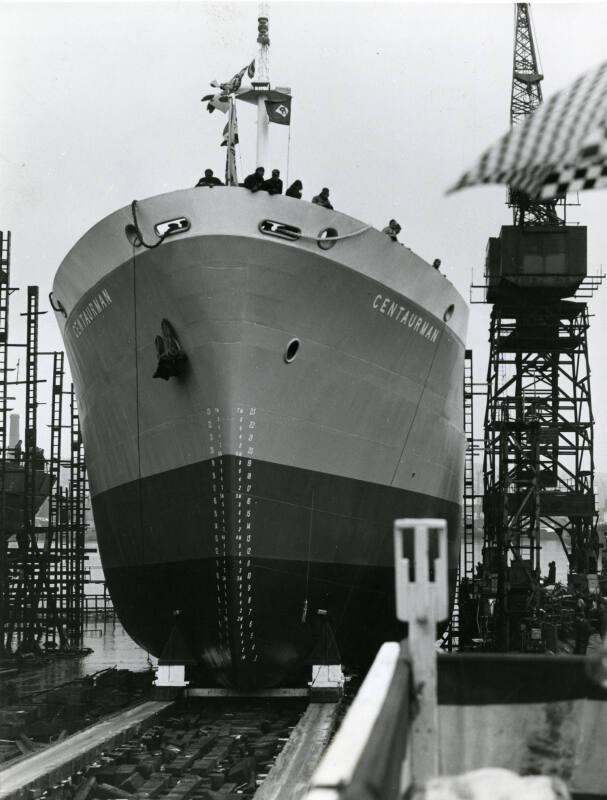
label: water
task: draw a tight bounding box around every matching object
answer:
[83,541,157,673]
[84,541,108,598]
[81,618,157,673]
[1,621,156,700]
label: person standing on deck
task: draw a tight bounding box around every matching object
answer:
[312,187,333,209]
[260,169,283,195]
[196,169,223,187]
[382,219,401,242]
[244,167,265,191]
[286,180,303,199]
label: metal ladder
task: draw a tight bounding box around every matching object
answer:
[67,385,87,645]
[0,232,11,655]
[441,350,476,651]
[463,349,475,579]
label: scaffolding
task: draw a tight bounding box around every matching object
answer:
[0,231,12,656]
[68,384,87,642]
[481,296,600,650]
[45,350,65,651]
[0,241,90,658]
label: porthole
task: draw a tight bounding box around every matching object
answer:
[284,338,300,363]
[318,228,338,250]
[443,304,455,322]
[125,224,142,247]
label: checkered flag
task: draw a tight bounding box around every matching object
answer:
[449,59,607,199]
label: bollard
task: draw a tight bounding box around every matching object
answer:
[394,518,448,787]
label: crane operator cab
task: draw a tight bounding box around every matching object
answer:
[485,225,587,304]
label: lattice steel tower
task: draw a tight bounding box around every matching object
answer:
[479,3,603,651]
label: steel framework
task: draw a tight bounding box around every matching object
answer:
[510,3,543,127]
[482,301,599,649]
[471,5,603,653]
[0,268,89,656]
[0,232,12,656]
[508,3,564,227]
[67,384,87,643]
[4,287,45,652]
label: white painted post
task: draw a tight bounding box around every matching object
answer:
[310,664,345,690]
[256,96,269,170]
[394,518,448,786]
[154,664,189,688]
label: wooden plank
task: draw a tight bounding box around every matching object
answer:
[0,701,173,800]
[255,703,340,800]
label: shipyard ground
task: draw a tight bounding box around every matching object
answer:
[0,692,340,800]
[0,665,155,765]
[2,630,606,800]
[0,645,348,800]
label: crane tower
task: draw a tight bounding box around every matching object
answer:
[472,3,603,653]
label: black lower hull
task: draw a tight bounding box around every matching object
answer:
[104,558,408,687]
[94,456,460,688]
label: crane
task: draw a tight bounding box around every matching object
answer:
[508,3,563,226]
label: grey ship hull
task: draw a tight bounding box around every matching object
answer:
[53,188,467,687]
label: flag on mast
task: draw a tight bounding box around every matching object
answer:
[201,92,229,114]
[224,99,239,186]
[211,65,248,94]
[202,60,256,114]
[265,97,292,126]
[221,115,239,147]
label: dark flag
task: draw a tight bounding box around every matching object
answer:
[265,98,292,126]
[203,61,255,114]
[211,64,248,95]
[202,60,255,115]
[201,93,229,114]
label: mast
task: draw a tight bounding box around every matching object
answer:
[235,4,290,170]
[255,6,270,167]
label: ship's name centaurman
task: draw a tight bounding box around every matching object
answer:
[71,288,112,338]
[372,294,439,342]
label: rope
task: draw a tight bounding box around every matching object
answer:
[286,124,291,187]
[131,244,145,568]
[130,200,168,249]
[302,488,314,623]
[133,197,371,247]
[298,225,372,243]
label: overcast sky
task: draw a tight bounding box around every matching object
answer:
[1,1,607,470]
